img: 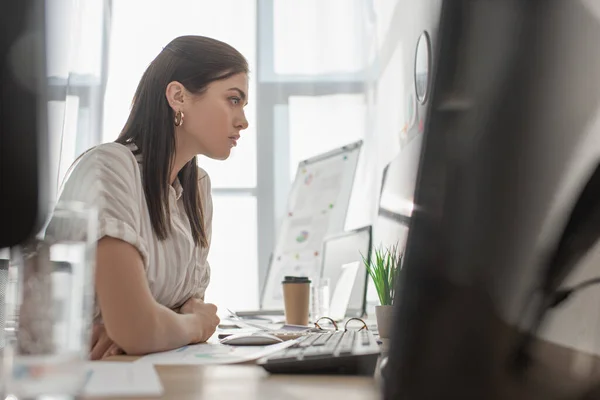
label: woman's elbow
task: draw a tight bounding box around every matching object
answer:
[104,318,158,355]
[114,337,154,355]
[107,335,149,356]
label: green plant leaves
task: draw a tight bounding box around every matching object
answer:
[361,244,402,306]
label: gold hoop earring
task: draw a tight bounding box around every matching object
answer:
[174,110,184,127]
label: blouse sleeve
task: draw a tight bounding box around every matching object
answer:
[48,143,150,267]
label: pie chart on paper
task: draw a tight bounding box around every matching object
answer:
[296,230,309,243]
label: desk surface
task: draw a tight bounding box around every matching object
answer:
[84,356,381,400]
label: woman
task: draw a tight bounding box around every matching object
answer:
[55,35,249,359]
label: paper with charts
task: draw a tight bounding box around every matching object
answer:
[134,341,295,365]
[261,141,362,310]
[82,361,163,397]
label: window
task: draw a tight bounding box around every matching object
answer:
[255,1,375,301]
[203,196,258,310]
[48,97,79,201]
[288,94,366,179]
[46,0,104,78]
[46,0,108,200]
[273,0,368,76]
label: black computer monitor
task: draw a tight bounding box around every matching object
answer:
[385,1,600,399]
[0,0,49,248]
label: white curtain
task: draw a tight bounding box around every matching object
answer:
[46,0,110,202]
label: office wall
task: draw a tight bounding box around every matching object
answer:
[367,0,441,245]
[360,0,442,307]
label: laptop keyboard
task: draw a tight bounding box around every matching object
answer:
[257,330,380,375]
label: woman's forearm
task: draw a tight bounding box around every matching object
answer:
[96,237,199,355]
[136,303,198,354]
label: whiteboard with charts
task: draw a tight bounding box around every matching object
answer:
[260,140,363,310]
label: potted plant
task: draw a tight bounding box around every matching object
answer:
[362,244,402,339]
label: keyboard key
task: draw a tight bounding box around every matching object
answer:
[284,348,304,358]
[295,334,320,348]
[294,335,312,344]
[337,331,355,354]
[312,333,332,346]
[266,348,304,362]
[266,354,297,362]
[361,331,371,346]
[325,333,344,350]
[303,347,334,359]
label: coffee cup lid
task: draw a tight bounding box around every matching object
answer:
[282,276,311,284]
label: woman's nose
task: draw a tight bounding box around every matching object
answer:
[236,111,249,130]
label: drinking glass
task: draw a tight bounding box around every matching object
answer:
[310,277,331,322]
[3,201,97,399]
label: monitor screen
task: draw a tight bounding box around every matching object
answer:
[0,0,49,247]
[320,226,372,318]
[386,0,600,398]
[375,132,423,252]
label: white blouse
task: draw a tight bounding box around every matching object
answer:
[56,142,212,318]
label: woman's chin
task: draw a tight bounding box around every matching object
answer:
[208,149,231,161]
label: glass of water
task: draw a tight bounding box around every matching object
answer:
[4,201,97,399]
[310,277,331,322]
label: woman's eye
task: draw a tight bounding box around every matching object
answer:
[230,97,241,105]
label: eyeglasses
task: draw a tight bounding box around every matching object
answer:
[225,308,369,334]
[313,316,368,332]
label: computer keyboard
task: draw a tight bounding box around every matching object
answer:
[257,330,381,375]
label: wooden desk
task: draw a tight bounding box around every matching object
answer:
[84,356,381,400]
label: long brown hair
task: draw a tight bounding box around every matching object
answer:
[115,36,248,247]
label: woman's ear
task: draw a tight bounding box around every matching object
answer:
[165,81,186,111]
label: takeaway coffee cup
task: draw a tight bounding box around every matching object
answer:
[282,276,311,326]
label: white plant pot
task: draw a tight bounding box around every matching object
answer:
[375,305,394,339]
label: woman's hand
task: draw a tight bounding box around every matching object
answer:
[180,298,220,343]
[90,323,124,360]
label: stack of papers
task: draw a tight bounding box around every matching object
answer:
[83,362,163,397]
[135,341,295,365]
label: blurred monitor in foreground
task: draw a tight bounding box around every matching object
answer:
[0,0,49,248]
[386,1,600,399]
